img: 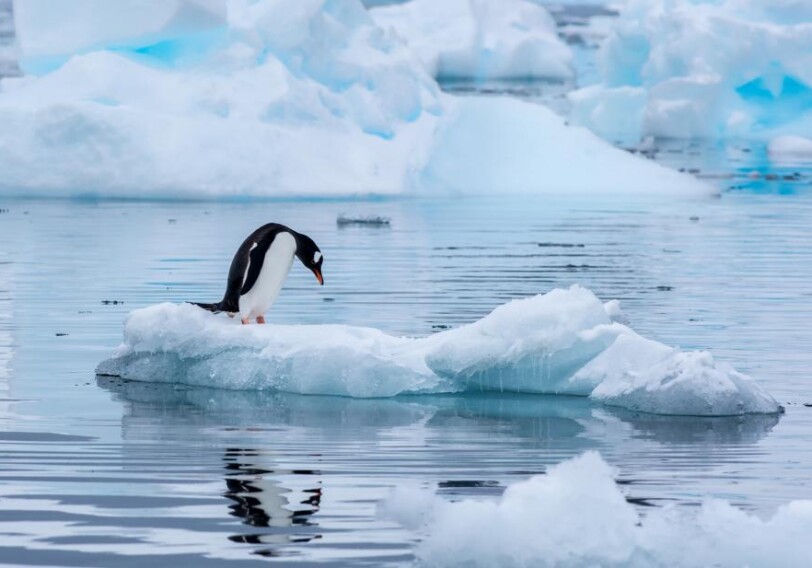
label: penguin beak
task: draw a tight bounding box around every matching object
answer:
[313,268,324,285]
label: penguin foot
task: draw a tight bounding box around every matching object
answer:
[241,317,250,325]
[256,316,266,324]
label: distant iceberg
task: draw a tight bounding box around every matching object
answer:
[97,285,779,416]
[0,0,710,198]
[570,0,812,141]
[370,0,574,82]
[382,452,812,567]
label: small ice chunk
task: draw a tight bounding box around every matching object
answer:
[383,451,812,567]
[768,135,812,161]
[97,285,780,416]
[336,214,391,227]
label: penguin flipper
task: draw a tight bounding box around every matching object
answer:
[241,238,273,295]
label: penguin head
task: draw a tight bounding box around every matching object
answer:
[295,233,324,285]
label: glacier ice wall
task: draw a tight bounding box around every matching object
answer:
[97,285,779,416]
[570,0,812,141]
[0,0,710,198]
[382,452,812,568]
[371,0,573,81]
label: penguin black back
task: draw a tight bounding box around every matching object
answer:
[191,223,323,316]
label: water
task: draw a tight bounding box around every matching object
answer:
[1,189,811,565]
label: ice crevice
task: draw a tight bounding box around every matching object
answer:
[97,285,780,417]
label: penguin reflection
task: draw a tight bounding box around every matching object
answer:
[223,448,322,548]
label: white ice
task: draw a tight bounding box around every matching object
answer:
[97,285,779,416]
[570,0,812,141]
[14,0,228,74]
[768,135,812,162]
[0,0,710,198]
[370,0,574,81]
[381,451,812,567]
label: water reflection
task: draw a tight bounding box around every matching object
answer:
[98,376,778,456]
[223,447,322,553]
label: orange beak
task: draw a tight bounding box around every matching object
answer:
[314,268,324,285]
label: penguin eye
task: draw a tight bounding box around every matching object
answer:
[313,251,322,264]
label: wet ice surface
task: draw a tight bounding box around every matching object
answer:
[1,187,812,565]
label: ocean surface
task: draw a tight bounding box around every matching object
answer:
[1,186,812,566]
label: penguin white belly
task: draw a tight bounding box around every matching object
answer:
[239,232,296,319]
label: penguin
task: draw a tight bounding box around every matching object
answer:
[192,223,324,324]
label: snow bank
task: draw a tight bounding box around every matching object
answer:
[371,0,574,81]
[0,0,709,197]
[97,285,779,416]
[382,452,812,567]
[570,0,812,141]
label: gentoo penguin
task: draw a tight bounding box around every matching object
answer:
[192,223,323,324]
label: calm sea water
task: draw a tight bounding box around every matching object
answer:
[1,186,811,566]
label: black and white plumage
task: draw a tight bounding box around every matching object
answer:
[192,223,324,324]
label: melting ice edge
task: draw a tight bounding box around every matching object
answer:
[97,285,780,417]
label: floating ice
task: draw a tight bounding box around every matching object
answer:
[0,0,709,198]
[97,285,779,416]
[570,0,812,141]
[371,0,574,81]
[768,135,812,162]
[381,451,812,567]
[336,213,391,227]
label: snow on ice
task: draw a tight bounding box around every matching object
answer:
[381,451,812,567]
[0,0,710,198]
[97,285,779,416]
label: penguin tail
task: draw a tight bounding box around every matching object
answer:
[189,301,224,313]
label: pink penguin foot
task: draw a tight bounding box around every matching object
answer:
[241,317,250,325]
[256,315,266,324]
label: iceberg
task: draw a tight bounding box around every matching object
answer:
[370,0,574,81]
[570,0,812,141]
[14,0,228,75]
[97,285,780,416]
[382,452,812,568]
[0,0,710,198]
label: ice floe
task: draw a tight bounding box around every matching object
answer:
[381,451,812,568]
[0,0,709,198]
[97,285,779,416]
[570,0,812,142]
[370,0,574,81]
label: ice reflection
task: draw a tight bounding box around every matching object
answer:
[98,377,778,479]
